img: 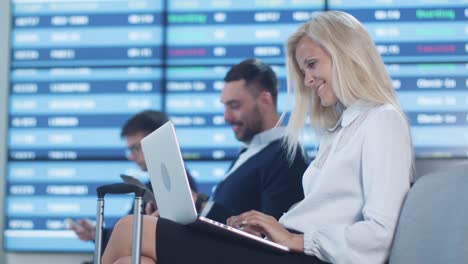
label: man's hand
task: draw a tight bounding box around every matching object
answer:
[192,191,208,212]
[191,191,198,203]
[67,219,96,242]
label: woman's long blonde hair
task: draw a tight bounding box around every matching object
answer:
[284,11,406,158]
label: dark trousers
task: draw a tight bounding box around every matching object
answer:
[156,218,329,264]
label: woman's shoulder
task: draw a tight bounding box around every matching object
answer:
[369,103,403,117]
[365,103,408,129]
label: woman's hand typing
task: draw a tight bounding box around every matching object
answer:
[227,210,304,253]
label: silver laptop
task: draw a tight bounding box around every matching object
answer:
[140,121,290,253]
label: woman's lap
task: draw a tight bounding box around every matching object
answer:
[155,217,327,264]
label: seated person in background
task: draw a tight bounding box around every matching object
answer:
[69,110,197,250]
[103,11,413,264]
[188,58,308,223]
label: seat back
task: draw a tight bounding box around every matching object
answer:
[389,164,468,264]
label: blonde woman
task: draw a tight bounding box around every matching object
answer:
[102,11,413,264]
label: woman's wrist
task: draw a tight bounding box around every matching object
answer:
[288,233,304,253]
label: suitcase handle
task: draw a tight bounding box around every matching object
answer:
[94,183,147,264]
[97,182,146,198]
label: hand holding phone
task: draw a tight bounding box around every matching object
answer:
[66,218,96,241]
[120,174,156,204]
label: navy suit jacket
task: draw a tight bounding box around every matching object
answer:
[206,139,308,223]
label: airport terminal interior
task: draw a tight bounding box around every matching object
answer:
[0,0,467,263]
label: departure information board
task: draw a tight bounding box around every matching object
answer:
[4,0,468,252]
[389,63,468,157]
[330,0,468,63]
[166,0,324,65]
[6,0,165,252]
[11,0,164,67]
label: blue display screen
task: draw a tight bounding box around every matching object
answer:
[5,0,467,252]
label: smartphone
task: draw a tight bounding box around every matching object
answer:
[120,174,156,204]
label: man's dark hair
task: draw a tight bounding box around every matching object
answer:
[224,58,278,106]
[120,110,169,138]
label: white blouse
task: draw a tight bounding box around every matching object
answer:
[279,99,412,264]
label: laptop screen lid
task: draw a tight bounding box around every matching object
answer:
[141,122,290,252]
[140,121,197,225]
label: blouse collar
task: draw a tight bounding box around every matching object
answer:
[329,99,376,132]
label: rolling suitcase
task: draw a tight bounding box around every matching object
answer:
[94,183,147,264]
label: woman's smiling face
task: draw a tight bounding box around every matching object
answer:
[295,36,338,107]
